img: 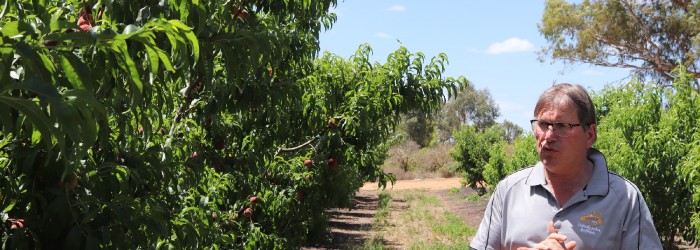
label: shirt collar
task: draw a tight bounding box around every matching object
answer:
[526,148,609,196]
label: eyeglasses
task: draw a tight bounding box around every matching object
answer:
[530,119,587,138]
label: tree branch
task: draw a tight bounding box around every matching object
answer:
[620,0,666,68]
[274,127,329,157]
[589,32,680,78]
[670,0,689,12]
[170,74,204,136]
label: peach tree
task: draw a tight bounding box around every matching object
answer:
[0,0,465,248]
[593,70,699,248]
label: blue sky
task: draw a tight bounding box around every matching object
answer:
[318,1,634,130]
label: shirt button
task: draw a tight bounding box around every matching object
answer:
[554,220,563,231]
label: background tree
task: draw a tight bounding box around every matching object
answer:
[436,83,500,142]
[500,120,524,143]
[539,0,700,85]
[451,124,504,194]
[399,111,436,148]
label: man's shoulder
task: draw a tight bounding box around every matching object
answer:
[495,166,535,191]
[606,171,644,197]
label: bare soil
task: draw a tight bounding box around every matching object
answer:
[302,177,487,249]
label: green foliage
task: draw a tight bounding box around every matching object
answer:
[593,70,700,247]
[504,134,538,176]
[0,0,465,248]
[539,0,700,82]
[482,133,538,189]
[451,125,503,194]
[483,140,506,187]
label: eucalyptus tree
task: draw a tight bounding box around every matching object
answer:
[539,0,700,86]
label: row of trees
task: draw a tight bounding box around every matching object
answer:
[0,0,466,248]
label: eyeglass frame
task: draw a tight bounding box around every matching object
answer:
[529,119,590,137]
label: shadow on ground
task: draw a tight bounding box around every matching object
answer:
[302,191,381,250]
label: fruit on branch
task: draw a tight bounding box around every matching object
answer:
[211,212,218,221]
[328,118,337,128]
[296,192,304,202]
[327,157,339,171]
[138,127,144,136]
[9,219,24,229]
[249,196,259,204]
[191,152,198,158]
[77,2,95,32]
[243,207,253,216]
[59,172,79,191]
[304,159,312,167]
[231,7,249,20]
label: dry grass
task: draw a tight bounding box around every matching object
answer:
[382,141,457,181]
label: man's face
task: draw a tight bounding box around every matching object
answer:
[534,103,596,172]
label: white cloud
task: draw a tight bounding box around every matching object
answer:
[485,38,534,54]
[375,32,392,39]
[387,4,407,12]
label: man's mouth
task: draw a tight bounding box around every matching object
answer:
[541,142,558,152]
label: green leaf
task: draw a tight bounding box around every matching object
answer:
[115,24,144,40]
[143,44,160,74]
[0,21,33,38]
[109,40,144,103]
[59,53,94,91]
[168,20,199,61]
[179,206,200,217]
[3,200,15,212]
[15,42,56,82]
[49,9,65,32]
[0,95,61,148]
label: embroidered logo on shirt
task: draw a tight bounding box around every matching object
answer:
[577,211,604,235]
[579,210,604,226]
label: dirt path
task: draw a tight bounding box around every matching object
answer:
[359,177,463,191]
[302,177,487,249]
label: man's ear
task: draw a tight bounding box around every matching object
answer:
[587,123,597,147]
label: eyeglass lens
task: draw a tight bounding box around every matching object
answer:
[532,121,572,137]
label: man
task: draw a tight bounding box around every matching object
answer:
[469,83,662,249]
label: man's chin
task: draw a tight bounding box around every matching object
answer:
[540,157,559,167]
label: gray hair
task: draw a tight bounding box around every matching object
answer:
[534,83,597,125]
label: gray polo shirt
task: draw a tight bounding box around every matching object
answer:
[470,148,662,249]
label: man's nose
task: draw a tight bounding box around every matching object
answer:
[543,125,557,140]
